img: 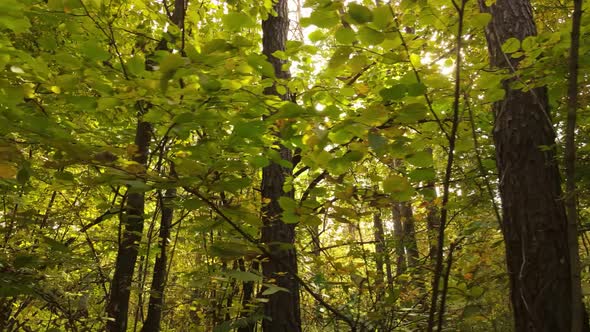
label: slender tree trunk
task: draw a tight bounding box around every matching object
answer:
[373,212,386,287]
[140,0,184,327]
[237,259,258,332]
[479,0,589,330]
[565,0,585,330]
[260,0,301,331]
[106,115,151,332]
[392,202,406,276]
[425,182,439,268]
[141,188,175,332]
[400,202,418,267]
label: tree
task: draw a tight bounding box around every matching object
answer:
[479,0,589,330]
[259,0,302,331]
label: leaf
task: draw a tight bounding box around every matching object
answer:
[261,284,289,296]
[501,38,521,53]
[246,54,276,78]
[383,175,411,193]
[16,166,30,184]
[159,53,185,92]
[380,84,407,101]
[373,5,393,29]
[81,41,110,62]
[182,198,205,210]
[308,10,339,29]
[225,270,262,282]
[348,3,373,24]
[406,150,433,167]
[358,27,384,45]
[222,12,254,31]
[278,197,297,213]
[329,47,352,69]
[470,13,491,28]
[0,163,17,179]
[397,103,428,123]
[308,30,325,42]
[335,27,356,44]
[127,55,145,76]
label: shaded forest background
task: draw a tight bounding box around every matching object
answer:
[0,0,589,331]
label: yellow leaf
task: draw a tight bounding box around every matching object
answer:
[0,163,17,179]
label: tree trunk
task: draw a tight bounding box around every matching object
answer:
[141,188,175,332]
[260,0,301,331]
[479,0,588,330]
[373,212,386,287]
[237,259,258,332]
[400,202,419,267]
[392,202,406,276]
[106,117,151,332]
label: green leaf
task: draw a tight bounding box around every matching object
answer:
[335,28,357,44]
[348,3,373,24]
[380,84,407,101]
[373,5,393,29]
[329,47,352,69]
[222,12,254,31]
[225,270,262,282]
[521,36,537,52]
[470,13,491,28]
[501,38,520,53]
[182,198,205,210]
[358,27,384,45]
[81,41,110,62]
[262,284,289,296]
[127,55,145,76]
[278,197,297,213]
[409,168,436,182]
[398,103,428,123]
[160,53,185,92]
[383,175,411,193]
[16,166,30,184]
[247,54,276,78]
[247,155,270,168]
[308,10,340,29]
[406,150,433,167]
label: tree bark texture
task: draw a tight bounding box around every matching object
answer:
[260,1,302,331]
[479,0,588,330]
[392,202,406,276]
[141,188,175,332]
[106,118,151,332]
[373,212,386,287]
[565,0,586,330]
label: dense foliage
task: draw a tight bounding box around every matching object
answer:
[0,0,589,331]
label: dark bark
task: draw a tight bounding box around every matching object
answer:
[141,189,175,332]
[479,0,589,330]
[400,202,418,267]
[425,179,439,267]
[392,203,406,276]
[565,0,585,330]
[237,259,258,332]
[260,1,301,331]
[106,117,151,332]
[373,212,386,287]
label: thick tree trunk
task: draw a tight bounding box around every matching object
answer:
[260,1,301,331]
[479,0,588,330]
[141,188,175,332]
[106,117,151,332]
